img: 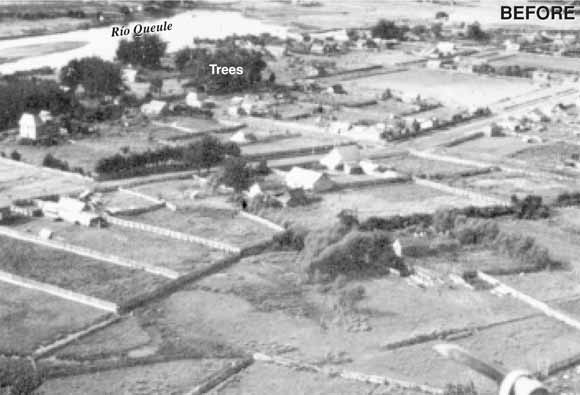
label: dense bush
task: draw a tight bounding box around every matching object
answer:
[305,230,407,282]
[272,226,308,251]
[510,195,550,220]
[60,57,123,97]
[444,383,478,395]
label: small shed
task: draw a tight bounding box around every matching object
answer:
[229,130,257,144]
[285,167,335,192]
[122,67,138,83]
[246,183,263,199]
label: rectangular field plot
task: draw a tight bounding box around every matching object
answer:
[0,236,169,304]
[0,282,105,355]
[10,218,229,274]
[261,183,477,230]
[119,207,274,248]
[340,69,537,107]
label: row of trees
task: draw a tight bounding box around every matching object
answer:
[94,135,240,176]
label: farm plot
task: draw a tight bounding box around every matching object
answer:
[0,235,169,304]
[38,359,239,395]
[368,316,580,392]
[377,153,479,178]
[340,69,537,107]
[119,206,274,248]
[139,251,536,393]
[509,141,580,170]
[261,183,480,230]
[443,136,536,159]
[10,217,229,274]
[0,282,105,355]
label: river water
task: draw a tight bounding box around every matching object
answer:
[0,10,293,74]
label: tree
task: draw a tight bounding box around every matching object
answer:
[199,135,226,172]
[371,19,408,40]
[181,142,203,173]
[60,57,123,97]
[221,157,253,193]
[436,11,449,20]
[116,34,168,69]
[466,22,488,41]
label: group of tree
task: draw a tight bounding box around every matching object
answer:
[370,19,409,41]
[116,34,168,69]
[175,43,268,93]
[60,57,123,97]
[94,135,240,177]
[0,78,72,131]
[466,22,489,41]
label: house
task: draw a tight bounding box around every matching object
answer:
[320,145,361,171]
[39,197,104,227]
[141,100,167,116]
[436,42,456,57]
[326,84,347,95]
[158,78,185,97]
[122,67,138,83]
[360,160,380,175]
[265,45,287,59]
[19,113,45,140]
[38,110,52,123]
[532,70,551,84]
[185,91,207,109]
[229,130,257,144]
[504,40,521,53]
[426,60,442,70]
[310,42,325,55]
[246,183,264,199]
[285,167,335,192]
[126,81,151,100]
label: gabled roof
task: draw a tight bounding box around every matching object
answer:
[285,167,326,189]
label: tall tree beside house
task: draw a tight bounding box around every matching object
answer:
[221,157,253,193]
[116,34,168,69]
[60,57,123,97]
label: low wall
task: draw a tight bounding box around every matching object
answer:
[0,269,118,312]
[104,215,240,254]
[0,226,179,279]
[239,211,284,232]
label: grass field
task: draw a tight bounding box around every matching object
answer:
[0,236,169,304]
[489,53,580,74]
[0,282,105,354]
[11,217,229,274]
[261,183,479,230]
[377,154,477,177]
[120,206,274,248]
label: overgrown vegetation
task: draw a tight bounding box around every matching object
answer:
[0,357,45,395]
[116,34,168,69]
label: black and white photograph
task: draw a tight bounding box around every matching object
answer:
[0,0,579,394]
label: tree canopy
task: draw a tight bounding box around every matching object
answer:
[116,34,168,69]
[60,57,123,97]
[370,19,409,40]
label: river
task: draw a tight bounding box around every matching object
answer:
[0,10,293,74]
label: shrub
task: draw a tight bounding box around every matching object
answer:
[273,226,308,251]
[42,153,70,171]
[10,150,21,161]
[0,357,45,395]
[510,195,550,220]
[305,230,407,282]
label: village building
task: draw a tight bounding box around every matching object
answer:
[436,42,457,57]
[122,67,138,83]
[246,183,264,199]
[426,60,442,70]
[185,91,208,109]
[229,130,257,145]
[19,113,45,140]
[39,197,104,227]
[285,167,335,192]
[320,145,361,172]
[141,100,167,116]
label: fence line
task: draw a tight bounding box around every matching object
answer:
[104,215,241,254]
[0,226,179,279]
[118,188,165,205]
[238,211,285,232]
[0,269,118,312]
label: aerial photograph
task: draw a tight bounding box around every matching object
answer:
[0,0,579,394]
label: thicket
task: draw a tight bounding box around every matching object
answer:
[0,357,45,395]
[555,192,580,207]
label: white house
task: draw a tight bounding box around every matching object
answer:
[360,160,380,175]
[246,183,264,199]
[19,113,45,140]
[320,145,361,171]
[122,67,138,83]
[141,100,167,116]
[285,167,335,192]
[185,91,207,109]
[39,197,104,227]
[436,42,456,56]
[229,130,257,144]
